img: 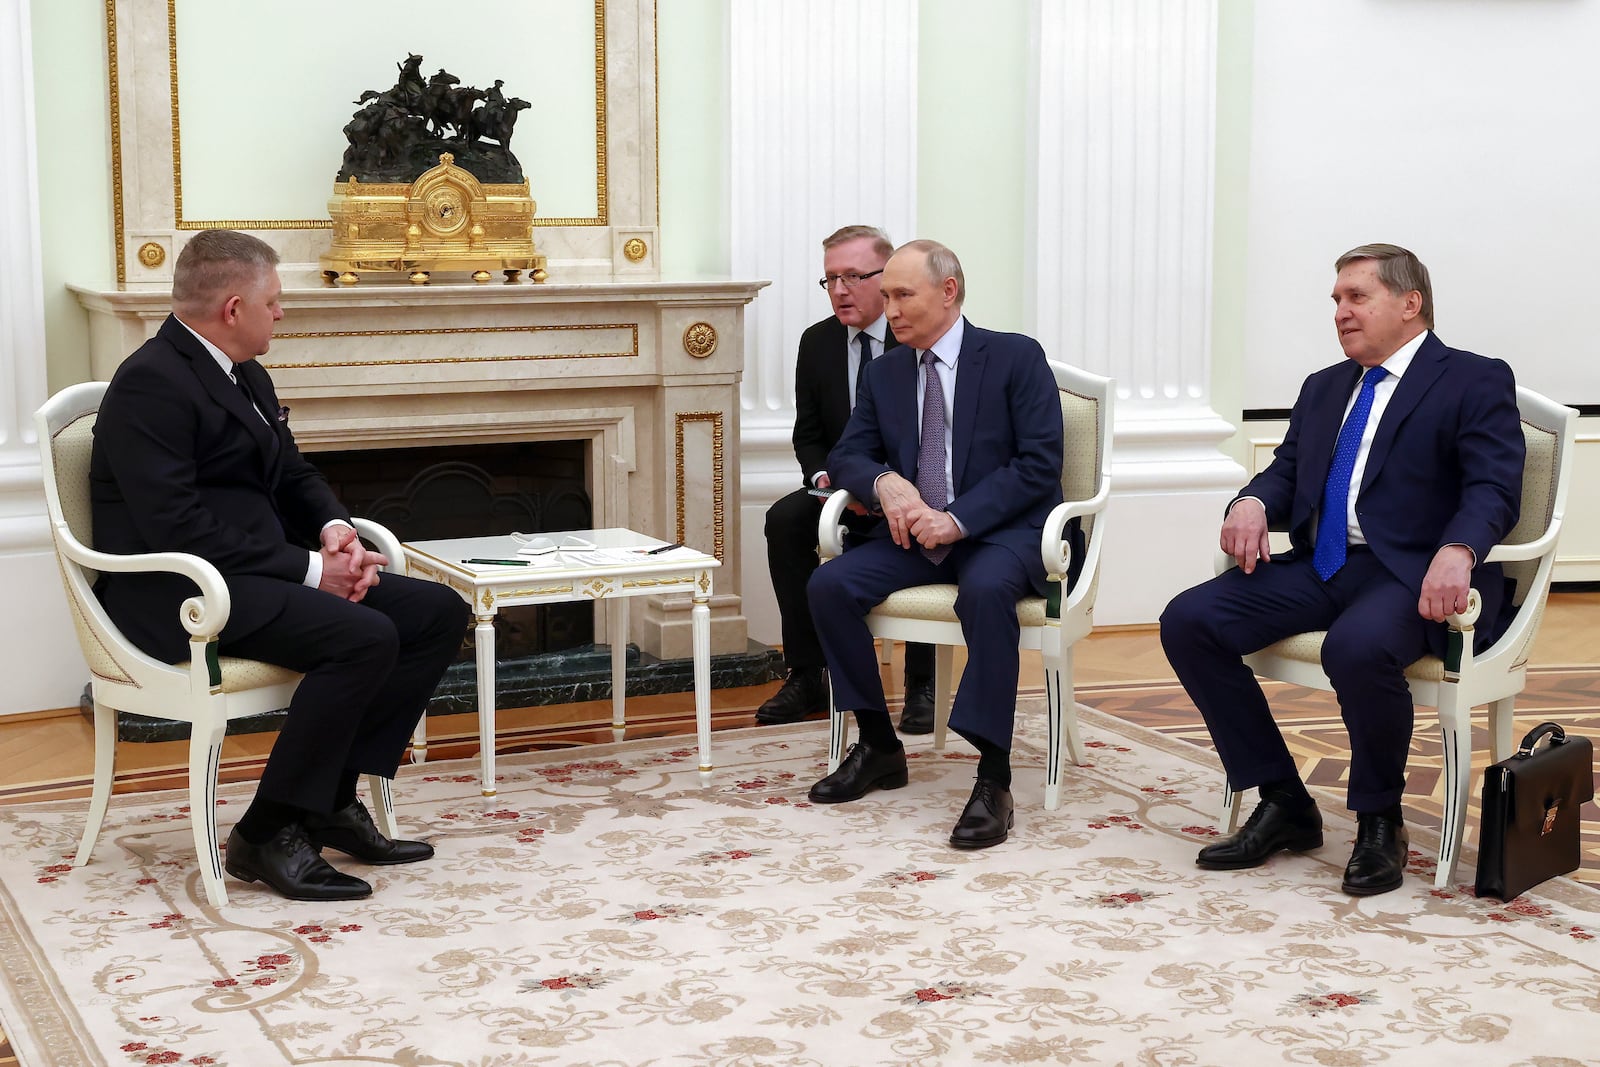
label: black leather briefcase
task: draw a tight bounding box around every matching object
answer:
[1474,722,1594,902]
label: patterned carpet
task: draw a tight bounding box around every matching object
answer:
[1079,663,1600,886]
[1,666,1595,1063]
[0,708,1595,1066]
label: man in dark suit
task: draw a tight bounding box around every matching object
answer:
[804,239,1064,849]
[90,230,469,902]
[759,225,934,732]
[1161,243,1523,896]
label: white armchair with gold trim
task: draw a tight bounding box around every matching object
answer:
[37,381,405,908]
[815,361,1113,808]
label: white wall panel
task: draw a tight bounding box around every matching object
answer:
[730,0,918,644]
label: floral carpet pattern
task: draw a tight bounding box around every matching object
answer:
[0,707,1596,1067]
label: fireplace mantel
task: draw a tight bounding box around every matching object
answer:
[70,276,768,661]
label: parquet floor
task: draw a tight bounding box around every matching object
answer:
[3,593,1597,1062]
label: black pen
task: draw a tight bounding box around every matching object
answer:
[638,542,684,555]
[462,558,532,566]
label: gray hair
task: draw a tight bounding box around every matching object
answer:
[1335,243,1434,329]
[822,225,894,261]
[171,230,280,315]
[896,239,966,306]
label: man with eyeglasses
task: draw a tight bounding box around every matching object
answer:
[757,226,936,732]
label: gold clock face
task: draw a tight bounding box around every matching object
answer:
[424,187,468,236]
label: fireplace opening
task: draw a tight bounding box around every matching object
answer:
[314,439,594,657]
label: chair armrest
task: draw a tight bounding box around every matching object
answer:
[352,518,406,576]
[53,531,232,639]
[1039,484,1111,577]
[817,490,855,560]
[1482,518,1562,565]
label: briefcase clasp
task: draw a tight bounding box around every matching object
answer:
[1541,799,1560,836]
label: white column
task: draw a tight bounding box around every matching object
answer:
[0,0,84,714]
[730,0,918,644]
[1027,0,1244,624]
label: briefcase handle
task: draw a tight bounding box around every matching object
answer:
[1516,721,1568,757]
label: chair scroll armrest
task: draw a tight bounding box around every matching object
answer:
[1039,487,1110,577]
[352,518,406,576]
[817,490,855,560]
[56,535,232,639]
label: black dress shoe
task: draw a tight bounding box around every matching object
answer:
[224,823,372,901]
[950,777,1014,850]
[1341,812,1408,896]
[756,667,829,725]
[305,799,435,865]
[899,677,935,735]
[1196,796,1323,870]
[807,741,909,803]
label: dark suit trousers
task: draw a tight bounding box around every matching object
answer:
[807,537,1031,749]
[214,573,468,813]
[1159,549,1435,812]
[765,487,931,678]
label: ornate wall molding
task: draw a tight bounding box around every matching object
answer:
[729,1,919,642]
[105,0,656,282]
[1,0,89,716]
[1026,0,1243,623]
[730,0,919,453]
[0,0,49,546]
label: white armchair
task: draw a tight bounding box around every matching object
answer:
[1216,385,1577,888]
[37,381,405,908]
[815,360,1113,809]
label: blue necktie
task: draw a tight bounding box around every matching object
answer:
[1313,365,1388,580]
[916,350,951,564]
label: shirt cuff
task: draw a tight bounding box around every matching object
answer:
[812,471,827,488]
[308,519,356,587]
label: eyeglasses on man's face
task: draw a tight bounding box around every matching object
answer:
[817,269,884,291]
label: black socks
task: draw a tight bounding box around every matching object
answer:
[853,709,901,751]
[234,798,303,845]
[954,726,1012,788]
[1260,776,1314,810]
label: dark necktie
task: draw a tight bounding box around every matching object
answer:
[916,350,951,565]
[851,331,873,408]
[234,372,280,458]
[1312,364,1388,580]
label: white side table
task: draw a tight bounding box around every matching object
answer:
[403,529,720,796]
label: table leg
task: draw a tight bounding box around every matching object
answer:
[693,591,712,777]
[474,612,498,798]
[611,599,628,742]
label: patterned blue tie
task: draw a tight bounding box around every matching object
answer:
[1313,365,1388,580]
[916,350,951,564]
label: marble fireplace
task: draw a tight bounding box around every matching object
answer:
[71,277,767,663]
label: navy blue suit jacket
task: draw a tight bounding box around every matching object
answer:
[826,319,1064,588]
[1242,331,1523,636]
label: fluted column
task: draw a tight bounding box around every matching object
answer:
[730,0,919,643]
[1027,0,1244,624]
[1,0,84,714]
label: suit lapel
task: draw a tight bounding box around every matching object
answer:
[1361,332,1446,492]
[1303,361,1362,494]
[164,317,281,476]
[822,319,850,428]
[951,320,985,493]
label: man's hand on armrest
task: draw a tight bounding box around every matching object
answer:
[1419,543,1474,622]
[1221,497,1271,574]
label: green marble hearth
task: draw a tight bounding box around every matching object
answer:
[97,642,786,743]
